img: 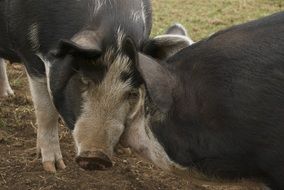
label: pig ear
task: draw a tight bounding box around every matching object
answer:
[143,24,194,61]
[121,37,138,65]
[137,53,176,113]
[165,23,189,36]
[165,23,194,44]
[53,31,102,59]
[121,37,176,113]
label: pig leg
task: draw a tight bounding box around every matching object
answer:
[0,59,14,97]
[27,74,66,172]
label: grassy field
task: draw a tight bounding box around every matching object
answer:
[152,0,282,39]
[0,1,283,190]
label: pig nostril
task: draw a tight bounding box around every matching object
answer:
[75,151,113,171]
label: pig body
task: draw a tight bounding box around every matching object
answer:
[0,0,152,172]
[86,12,284,190]
[126,11,284,189]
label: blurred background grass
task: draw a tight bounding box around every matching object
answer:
[152,0,283,40]
[0,1,283,190]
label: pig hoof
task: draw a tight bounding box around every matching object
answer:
[0,86,14,97]
[43,159,66,173]
[43,161,57,173]
[76,151,112,171]
[56,159,66,170]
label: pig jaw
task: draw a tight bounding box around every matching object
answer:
[122,114,188,176]
[121,87,188,175]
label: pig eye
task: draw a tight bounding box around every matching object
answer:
[80,77,89,85]
[80,77,90,91]
[127,90,140,107]
[127,90,139,100]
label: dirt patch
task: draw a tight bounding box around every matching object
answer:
[0,1,281,189]
[0,130,8,143]
[0,65,267,190]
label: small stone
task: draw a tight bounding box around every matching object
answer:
[143,173,150,178]
[115,146,132,155]
[123,148,132,156]
[0,130,8,143]
[14,141,23,147]
[116,149,124,155]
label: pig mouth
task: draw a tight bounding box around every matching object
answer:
[75,151,113,170]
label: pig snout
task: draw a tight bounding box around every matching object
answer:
[75,151,113,170]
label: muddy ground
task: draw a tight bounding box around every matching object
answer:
[0,64,267,190]
[1,0,282,189]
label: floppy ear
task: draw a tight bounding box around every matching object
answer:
[137,53,176,113]
[143,23,194,61]
[121,37,176,113]
[52,30,102,59]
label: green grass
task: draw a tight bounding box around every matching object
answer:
[152,0,283,40]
